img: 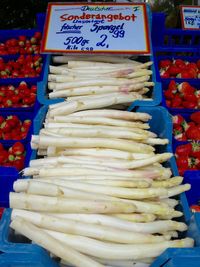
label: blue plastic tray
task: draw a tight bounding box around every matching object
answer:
[155,55,200,82]
[0,251,59,267]
[152,13,200,54]
[0,79,40,113]
[0,54,46,82]
[0,169,19,208]
[37,55,162,108]
[0,209,58,267]
[0,110,34,144]
[36,13,46,32]
[161,80,200,114]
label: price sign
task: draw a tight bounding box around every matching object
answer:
[41,2,151,54]
[180,5,200,30]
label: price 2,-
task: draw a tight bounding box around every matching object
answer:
[64,34,110,51]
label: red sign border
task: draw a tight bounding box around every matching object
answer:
[180,5,200,30]
[41,2,151,55]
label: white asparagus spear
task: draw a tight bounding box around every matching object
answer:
[14,179,146,201]
[29,178,169,199]
[40,128,148,141]
[48,93,142,116]
[49,69,153,81]
[24,179,154,199]
[144,138,169,145]
[58,148,154,160]
[23,166,161,179]
[10,217,104,267]
[30,212,186,234]
[159,198,179,208]
[67,60,153,69]
[41,230,194,260]
[48,76,150,91]
[49,84,145,98]
[11,210,167,244]
[48,74,91,82]
[67,109,151,121]
[112,213,156,223]
[31,135,154,153]
[65,92,144,103]
[152,177,183,188]
[62,180,150,188]
[49,65,69,74]
[10,193,136,213]
[44,123,155,137]
[52,55,135,64]
[57,153,172,169]
[51,116,149,129]
[162,184,191,198]
[33,175,152,183]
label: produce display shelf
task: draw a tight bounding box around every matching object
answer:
[1,9,200,267]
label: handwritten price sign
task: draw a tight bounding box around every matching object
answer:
[41,3,150,54]
[180,5,200,30]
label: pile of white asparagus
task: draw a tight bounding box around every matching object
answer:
[47,55,154,110]
[10,107,194,267]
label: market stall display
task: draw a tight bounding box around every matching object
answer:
[0,5,200,267]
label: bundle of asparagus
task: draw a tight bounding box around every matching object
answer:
[47,55,154,111]
[10,107,193,267]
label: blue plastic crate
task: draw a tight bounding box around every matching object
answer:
[36,13,46,32]
[0,169,19,208]
[155,55,200,82]
[0,110,34,144]
[0,79,40,114]
[0,252,59,267]
[151,247,200,267]
[0,210,58,266]
[0,29,42,56]
[0,54,46,82]
[152,13,200,53]
[37,54,162,108]
[184,171,200,207]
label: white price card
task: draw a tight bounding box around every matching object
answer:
[41,2,151,54]
[180,5,200,30]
